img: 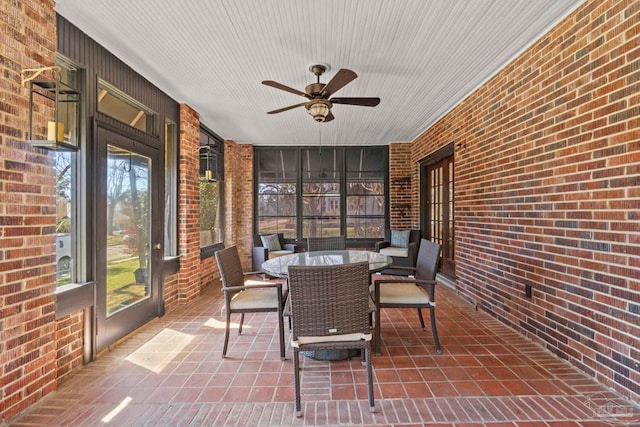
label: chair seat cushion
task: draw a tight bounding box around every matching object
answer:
[267,250,294,259]
[376,282,431,305]
[291,332,372,347]
[230,288,280,310]
[379,247,409,258]
[244,278,275,286]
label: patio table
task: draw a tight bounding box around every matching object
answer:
[261,250,392,278]
[262,250,392,361]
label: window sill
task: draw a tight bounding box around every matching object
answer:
[200,243,224,260]
[163,255,181,275]
[55,281,95,319]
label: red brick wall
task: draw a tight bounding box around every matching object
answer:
[225,141,254,270]
[163,273,179,311]
[409,0,639,400]
[389,143,418,229]
[0,0,58,420]
[1,5,255,420]
[165,114,257,310]
[55,312,83,379]
[175,104,203,305]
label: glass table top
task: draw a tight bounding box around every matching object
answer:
[261,250,392,278]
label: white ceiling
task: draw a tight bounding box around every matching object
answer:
[55,0,585,146]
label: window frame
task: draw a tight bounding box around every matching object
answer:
[97,79,158,137]
[255,149,299,238]
[54,55,82,290]
[163,120,180,273]
[254,146,388,248]
[199,125,225,259]
[345,147,387,239]
[301,148,343,238]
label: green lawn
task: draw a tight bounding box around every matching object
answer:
[106,258,147,314]
[56,257,147,313]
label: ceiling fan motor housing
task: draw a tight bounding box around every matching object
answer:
[305,83,325,97]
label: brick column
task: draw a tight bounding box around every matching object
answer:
[0,0,58,420]
[176,104,202,304]
[389,142,417,229]
[224,141,254,271]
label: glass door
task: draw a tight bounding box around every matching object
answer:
[96,126,161,350]
[421,152,455,276]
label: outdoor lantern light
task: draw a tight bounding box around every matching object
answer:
[199,146,217,182]
[23,66,80,151]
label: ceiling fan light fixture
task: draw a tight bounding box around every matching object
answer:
[306,100,331,122]
[264,66,377,122]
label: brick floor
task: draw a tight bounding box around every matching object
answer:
[8,278,640,426]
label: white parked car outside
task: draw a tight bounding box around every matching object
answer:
[56,234,71,273]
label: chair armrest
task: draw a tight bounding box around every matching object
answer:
[374,241,390,251]
[373,278,437,300]
[224,282,283,292]
[367,295,377,314]
[384,264,417,273]
[374,278,436,286]
[283,295,292,317]
[406,241,419,260]
[243,270,267,276]
[283,243,297,252]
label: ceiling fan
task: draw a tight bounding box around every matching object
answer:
[262,64,380,123]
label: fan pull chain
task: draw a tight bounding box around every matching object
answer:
[318,122,322,156]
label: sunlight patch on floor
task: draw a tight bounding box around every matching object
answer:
[101,396,132,423]
[124,328,194,373]
[204,318,248,329]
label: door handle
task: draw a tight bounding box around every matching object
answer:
[153,243,162,250]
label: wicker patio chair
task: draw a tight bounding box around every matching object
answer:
[371,238,442,356]
[288,262,375,417]
[215,246,286,360]
[252,232,297,272]
[306,235,346,251]
[375,229,421,275]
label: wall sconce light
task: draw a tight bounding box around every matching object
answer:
[392,203,411,217]
[23,66,80,151]
[392,176,411,191]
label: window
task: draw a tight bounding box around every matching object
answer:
[256,149,298,238]
[55,57,79,286]
[346,148,386,238]
[164,121,178,257]
[97,79,157,135]
[302,148,341,237]
[255,146,388,243]
[199,126,224,252]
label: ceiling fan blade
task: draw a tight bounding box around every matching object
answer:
[321,69,357,97]
[324,111,335,122]
[330,97,380,107]
[267,102,306,114]
[262,80,309,98]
